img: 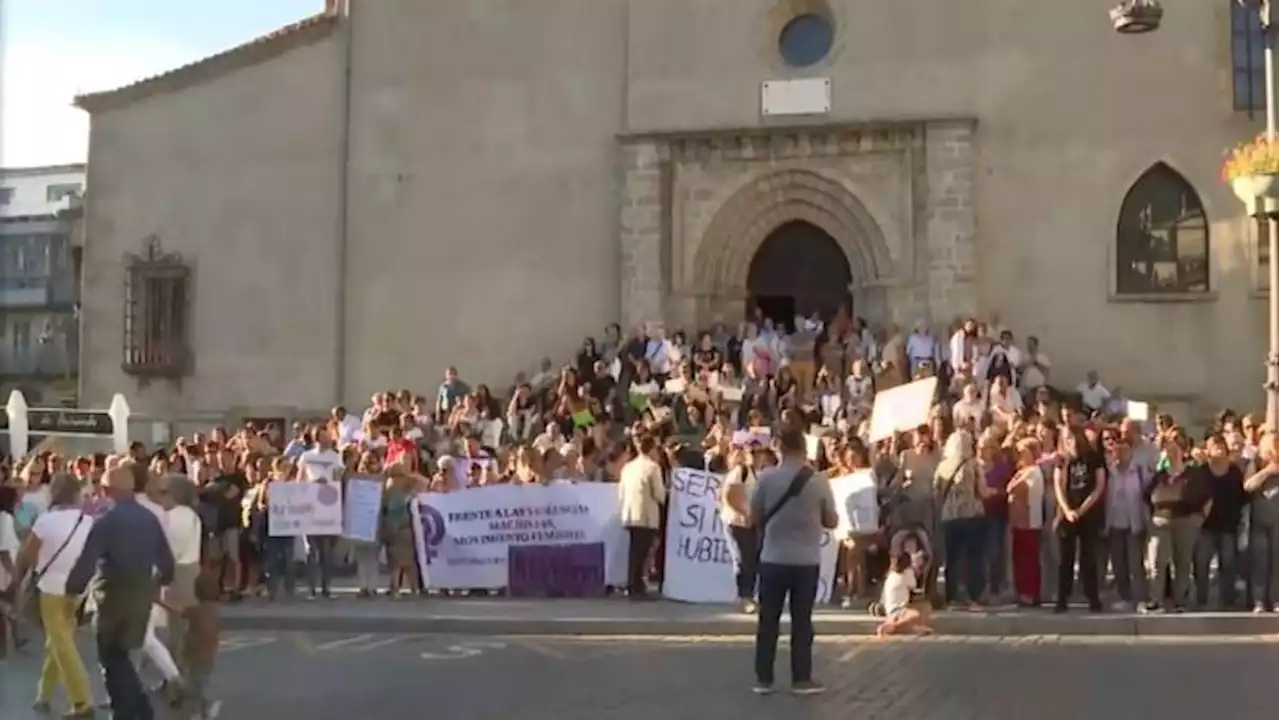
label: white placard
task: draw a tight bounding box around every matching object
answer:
[664,378,687,394]
[268,482,343,537]
[761,78,832,116]
[1125,400,1150,422]
[342,477,384,543]
[662,467,838,604]
[830,470,879,535]
[867,377,938,442]
[410,483,627,590]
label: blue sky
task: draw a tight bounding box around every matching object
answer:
[0,0,323,168]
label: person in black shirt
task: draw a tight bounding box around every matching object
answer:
[1052,428,1107,612]
[1192,434,1246,609]
[208,449,248,598]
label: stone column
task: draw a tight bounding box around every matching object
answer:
[923,120,978,325]
[619,140,666,332]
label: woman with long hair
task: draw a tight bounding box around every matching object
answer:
[1052,426,1106,613]
[933,429,992,609]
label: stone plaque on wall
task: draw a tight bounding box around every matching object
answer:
[761,78,832,116]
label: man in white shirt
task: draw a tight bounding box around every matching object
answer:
[1077,371,1111,415]
[297,432,344,484]
[333,406,363,448]
[297,430,343,599]
[1019,335,1051,393]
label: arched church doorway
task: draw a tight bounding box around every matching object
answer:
[746,220,852,331]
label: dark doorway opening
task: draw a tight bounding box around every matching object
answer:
[746,221,852,330]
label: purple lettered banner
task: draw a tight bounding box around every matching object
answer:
[507,543,606,598]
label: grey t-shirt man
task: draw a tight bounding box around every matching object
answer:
[750,459,836,566]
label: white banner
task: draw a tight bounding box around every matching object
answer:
[410,483,628,590]
[662,467,838,604]
[268,481,343,537]
[342,477,384,543]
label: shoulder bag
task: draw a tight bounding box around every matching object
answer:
[757,466,815,538]
[22,512,89,630]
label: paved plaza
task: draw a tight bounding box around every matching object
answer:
[2,631,1274,720]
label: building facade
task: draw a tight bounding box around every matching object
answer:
[74,0,1273,426]
[0,164,85,407]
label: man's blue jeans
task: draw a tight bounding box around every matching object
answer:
[754,563,819,686]
[264,536,296,599]
[307,535,337,597]
[99,632,152,720]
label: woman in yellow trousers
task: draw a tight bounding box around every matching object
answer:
[9,473,96,717]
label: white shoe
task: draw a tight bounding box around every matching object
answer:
[207,699,223,718]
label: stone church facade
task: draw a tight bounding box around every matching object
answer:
[74,0,1271,427]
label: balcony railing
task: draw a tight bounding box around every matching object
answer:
[0,345,78,378]
[0,276,77,307]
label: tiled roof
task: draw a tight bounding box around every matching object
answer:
[74,11,340,113]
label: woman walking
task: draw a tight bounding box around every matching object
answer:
[9,473,96,717]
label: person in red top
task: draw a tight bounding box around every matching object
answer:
[384,425,417,471]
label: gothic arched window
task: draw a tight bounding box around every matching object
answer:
[1115,163,1210,295]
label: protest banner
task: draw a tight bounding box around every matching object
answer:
[662,467,839,604]
[868,377,938,442]
[410,483,627,590]
[268,481,343,537]
[342,476,384,543]
[507,543,606,598]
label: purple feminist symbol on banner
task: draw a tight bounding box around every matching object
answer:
[416,501,447,565]
[316,483,340,507]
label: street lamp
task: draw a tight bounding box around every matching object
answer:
[1109,0,1164,34]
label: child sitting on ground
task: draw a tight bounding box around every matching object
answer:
[875,551,933,637]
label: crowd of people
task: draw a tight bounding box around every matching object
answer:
[0,307,1276,710]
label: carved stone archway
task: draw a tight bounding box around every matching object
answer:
[692,169,894,325]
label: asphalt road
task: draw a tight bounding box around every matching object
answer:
[1,632,1275,720]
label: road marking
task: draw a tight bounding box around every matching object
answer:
[351,636,410,653]
[420,641,508,661]
[218,636,277,654]
[315,634,375,652]
[517,639,570,660]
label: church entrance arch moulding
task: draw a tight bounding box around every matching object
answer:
[692,168,894,326]
[616,120,979,335]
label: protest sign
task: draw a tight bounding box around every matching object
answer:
[868,377,938,442]
[411,483,627,590]
[507,543,606,598]
[662,467,736,603]
[268,481,343,537]
[342,476,384,543]
[829,470,879,535]
[662,467,839,604]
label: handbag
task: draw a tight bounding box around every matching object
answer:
[22,511,89,631]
